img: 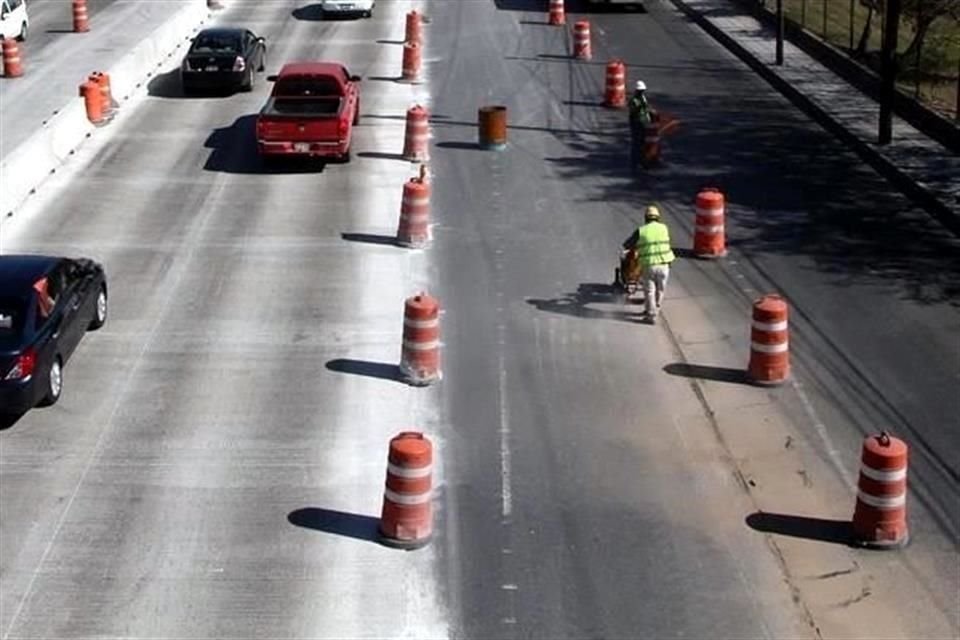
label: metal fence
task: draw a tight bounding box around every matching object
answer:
[754,0,960,120]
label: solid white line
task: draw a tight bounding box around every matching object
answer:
[499,328,512,518]
[791,379,854,487]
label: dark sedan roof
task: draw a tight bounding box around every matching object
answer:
[0,255,58,294]
[195,27,247,37]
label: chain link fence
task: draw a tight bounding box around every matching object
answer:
[754,0,959,120]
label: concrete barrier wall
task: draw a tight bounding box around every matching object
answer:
[0,0,212,218]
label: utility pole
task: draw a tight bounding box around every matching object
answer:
[776,0,784,65]
[879,0,901,145]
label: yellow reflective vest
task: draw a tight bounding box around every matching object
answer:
[636,222,675,267]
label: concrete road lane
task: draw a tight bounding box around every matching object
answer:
[427,0,958,638]
[1,1,448,638]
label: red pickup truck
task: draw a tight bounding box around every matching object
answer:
[256,62,361,162]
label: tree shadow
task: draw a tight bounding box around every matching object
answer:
[663,362,750,385]
[746,511,853,546]
[288,507,380,542]
[326,358,402,382]
[203,115,327,174]
[341,232,398,246]
[526,283,648,323]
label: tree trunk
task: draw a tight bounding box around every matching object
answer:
[899,17,934,66]
[856,6,875,55]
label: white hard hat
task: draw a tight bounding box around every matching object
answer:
[635,80,647,92]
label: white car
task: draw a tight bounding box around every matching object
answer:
[320,0,374,18]
[0,0,28,41]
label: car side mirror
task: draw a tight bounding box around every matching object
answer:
[266,75,278,82]
[350,75,362,82]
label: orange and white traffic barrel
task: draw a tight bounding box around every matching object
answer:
[548,0,565,26]
[747,294,789,385]
[694,188,727,258]
[402,104,430,162]
[2,38,23,78]
[604,59,626,108]
[399,292,440,385]
[379,431,433,549]
[853,432,909,549]
[573,21,591,60]
[72,0,90,33]
[642,120,661,165]
[405,10,423,44]
[401,41,421,82]
[79,80,104,124]
[88,71,115,114]
[396,171,431,248]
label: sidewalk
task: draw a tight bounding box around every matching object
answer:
[0,0,212,218]
[670,0,960,234]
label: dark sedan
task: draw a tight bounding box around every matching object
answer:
[0,255,107,415]
[181,27,266,94]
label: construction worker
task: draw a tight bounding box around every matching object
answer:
[626,205,675,323]
[628,80,652,171]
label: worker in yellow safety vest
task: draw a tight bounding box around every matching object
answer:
[625,205,675,323]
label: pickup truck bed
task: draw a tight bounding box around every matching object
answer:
[256,62,360,162]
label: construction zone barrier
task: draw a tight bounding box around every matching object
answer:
[642,119,661,166]
[401,41,421,82]
[852,432,909,549]
[548,0,565,25]
[604,59,626,108]
[573,20,591,60]
[72,0,90,33]
[2,37,23,77]
[79,80,104,124]
[396,166,431,248]
[88,71,116,115]
[403,104,430,162]
[747,294,789,386]
[694,188,727,258]
[379,431,433,549]
[478,105,507,151]
[405,10,423,44]
[399,292,441,385]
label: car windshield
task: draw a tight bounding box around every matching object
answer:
[193,33,241,53]
[0,297,26,349]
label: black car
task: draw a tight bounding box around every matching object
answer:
[181,27,266,94]
[0,255,107,414]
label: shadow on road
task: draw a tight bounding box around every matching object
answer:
[527,283,648,323]
[357,151,407,161]
[326,358,402,382]
[288,508,380,542]
[746,511,853,546]
[341,232,399,246]
[663,362,750,385]
[436,141,481,151]
[203,115,327,174]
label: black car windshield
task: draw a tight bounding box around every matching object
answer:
[0,297,26,349]
[193,33,241,53]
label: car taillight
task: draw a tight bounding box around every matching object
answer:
[4,348,36,381]
[338,118,349,138]
[233,56,246,72]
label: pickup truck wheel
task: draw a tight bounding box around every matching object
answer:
[340,149,352,164]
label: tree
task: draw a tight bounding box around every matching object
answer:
[899,0,960,67]
[856,0,883,56]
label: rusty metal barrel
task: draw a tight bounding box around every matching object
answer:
[478,105,507,151]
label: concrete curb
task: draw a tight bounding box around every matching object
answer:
[668,0,960,236]
[0,1,212,220]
